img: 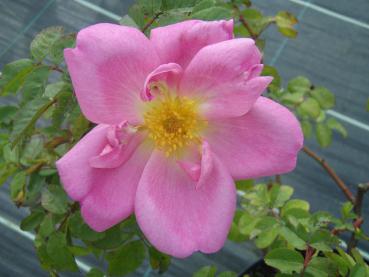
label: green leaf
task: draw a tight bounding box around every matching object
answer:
[91,225,128,249]
[46,232,78,271]
[306,257,337,277]
[336,248,356,267]
[10,171,26,201]
[39,214,54,237]
[0,59,35,95]
[281,92,305,105]
[310,87,335,109]
[30,26,64,60]
[298,98,321,119]
[265,248,304,274]
[86,268,104,277]
[69,246,91,256]
[326,117,347,138]
[191,7,232,20]
[301,120,312,138]
[325,252,349,276]
[107,240,146,276]
[41,185,68,214]
[50,34,76,64]
[255,224,280,248]
[22,65,50,101]
[20,210,45,231]
[341,201,354,219]
[119,15,139,28]
[310,230,338,251]
[351,248,366,265]
[192,0,216,13]
[269,185,294,208]
[282,199,310,216]
[149,247,171,273]
[279,227,306,250]
[316,122,332,148]
[11,97,55,148]
[350,264,368,277]
[193,265,217,277]
[69,212,105,241]
[275,11,298,38]
[262,65,281,91]
[236,179,254,191]
[162,0,198,10]
[3,143,19,163]
[238,212,261,236]
[288,76,311,94]
[44,81,70,99]
[20,136,43,166]
[0,105,18,125]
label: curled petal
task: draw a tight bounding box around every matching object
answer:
[180,38,268,120]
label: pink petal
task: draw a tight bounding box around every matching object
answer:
[80,141,152,232]
[56,125,110,201]
[135,143,236,258]
[206,97,304,179]
[179,38,268,119]
[65,23,160,125]
[150,20,233,69]
[141,63,183,101]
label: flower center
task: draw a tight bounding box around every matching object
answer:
[143,93,206,156]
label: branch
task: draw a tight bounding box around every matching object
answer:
[347,183,369,252]
[141,12,163,33]
[232,4,258,39]
[302,146,355,203]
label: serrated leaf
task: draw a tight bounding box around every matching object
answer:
[279,227,306,250]
[107,240,146,276]
[310,230,338,251]
[316,122,332,147]
[22,66,50,102]
[50,34,76,64]
[350,264,368,277]
[298,98,321,119]
[262,65,281,91]
[119,15,139,28]
[30,26,64,60]
[191,7,232,20]
[3,143,19,163]
[288,76,311,94]
[193,265,217,277]
[192,0,216,13]
[325,252,349,276]
[44,81,70,99]
[0,59,35,95]
[326,117,347,138]
[282,199,310,216]
[10,171,26,201]
[269,185,294,208]
[0,105,18,124]
[20,210,45,231]
[255,224,280,248]
[41,185,68,214]
[275,11,298,38]
[91,225,128,250]
[310,87,335,109]
[265,248,304,274]
[39,214,54,237]
[238,212,260,236]
[46,232,78,271]
[69,212,105,241]
[11,97,56,148]
[306,257,337,277]
[301,120,312,138]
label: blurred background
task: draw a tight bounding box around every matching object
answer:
[0,0,368,275]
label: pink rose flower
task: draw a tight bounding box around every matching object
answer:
[57,20,303,258]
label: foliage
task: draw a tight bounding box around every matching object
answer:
[0,0,367,276]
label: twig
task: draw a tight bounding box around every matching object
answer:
[232,3,258,39]
[25,161,46,175]
[141,12,163,33]
[347,183,369,252]
[300,245,314,276]
[302,146,355,203]
[275,175,281,184]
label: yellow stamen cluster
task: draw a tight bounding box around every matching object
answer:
[143,94,206,156]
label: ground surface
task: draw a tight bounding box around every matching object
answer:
[0,0,368,276]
